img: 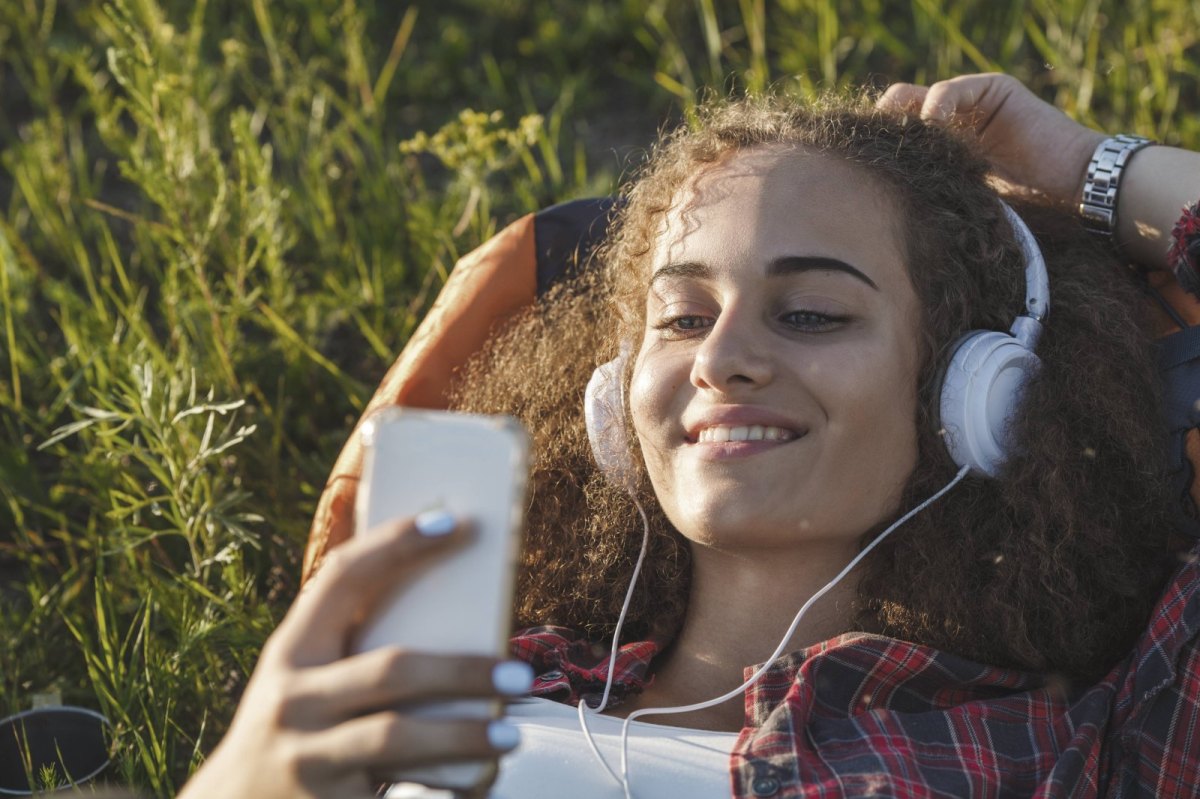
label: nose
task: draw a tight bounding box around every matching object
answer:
[689,310,774,392]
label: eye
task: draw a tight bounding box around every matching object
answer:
[653,314,714,338]
[781,310,847,332]
[671,315,711,330]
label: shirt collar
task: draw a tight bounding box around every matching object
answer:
[742,632,1054,728]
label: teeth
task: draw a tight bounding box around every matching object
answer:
[697,425,795,443]
[700,422,729,441]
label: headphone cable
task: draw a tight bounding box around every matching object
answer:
[577,464,971,799]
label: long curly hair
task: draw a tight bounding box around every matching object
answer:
[449,92,1179,683]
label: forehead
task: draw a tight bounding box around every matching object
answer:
[650,148,909,291]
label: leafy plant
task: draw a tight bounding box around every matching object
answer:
[2,0,1197,793]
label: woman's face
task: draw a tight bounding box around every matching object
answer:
[629,148,924,552]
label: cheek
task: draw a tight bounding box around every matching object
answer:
[819,340,922,477]
[629,352,686,467]
[859,355,921,485]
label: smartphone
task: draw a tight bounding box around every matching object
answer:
[352,407,529,791]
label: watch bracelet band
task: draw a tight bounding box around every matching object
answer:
[1079,134,1156,236]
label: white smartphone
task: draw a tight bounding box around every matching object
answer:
[352,407,529,791]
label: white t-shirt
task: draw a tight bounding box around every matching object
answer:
[386,697,738,798]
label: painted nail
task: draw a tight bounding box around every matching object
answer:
[413,509,456,537]
[487,720,521,751]
[492,661,534,696]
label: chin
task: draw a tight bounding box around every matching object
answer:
[672,502,820,550]
[668,484,893,554]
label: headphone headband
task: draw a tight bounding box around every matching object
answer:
[1004,204,1049,326]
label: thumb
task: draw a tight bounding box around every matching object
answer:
[276,511,471,666]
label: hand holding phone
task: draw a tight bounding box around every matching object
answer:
[353,408,530,791]
[178,516,530,799]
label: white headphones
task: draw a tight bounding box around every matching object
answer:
[583,343,640,491]
[583,202,1049,481]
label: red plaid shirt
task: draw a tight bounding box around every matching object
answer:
[510,546,1200,798]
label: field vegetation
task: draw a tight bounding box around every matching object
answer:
[2,0,1199,792]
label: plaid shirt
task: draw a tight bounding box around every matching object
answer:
[509,546,1200,798]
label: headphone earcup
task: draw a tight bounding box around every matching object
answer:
[939,330,1041,476]
[585,354,638,492]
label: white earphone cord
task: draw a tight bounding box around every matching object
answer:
[576,464,971,799]
[576,498,651,784]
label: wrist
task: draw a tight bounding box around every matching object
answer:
[1078,134,1157,237]
[1113,145,1200,272]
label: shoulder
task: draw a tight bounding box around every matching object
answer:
[1121,544,1200,699]
[1108,543,1200,796]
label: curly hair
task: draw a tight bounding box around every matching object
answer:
[449,92,1179,683]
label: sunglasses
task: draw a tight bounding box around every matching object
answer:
[0,706,111,795]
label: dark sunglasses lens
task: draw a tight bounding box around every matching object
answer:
[0,707,110,794]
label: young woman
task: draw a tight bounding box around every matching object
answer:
[176,74,1200,798]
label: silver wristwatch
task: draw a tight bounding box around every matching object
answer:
[1079,134,1155,236]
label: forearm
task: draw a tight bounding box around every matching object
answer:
[1113,145,1200,271]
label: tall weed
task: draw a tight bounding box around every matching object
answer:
[1,0,1197,792]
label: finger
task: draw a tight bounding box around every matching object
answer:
[275,512,472,665]
[309,712,520,773]
[919,80,964,125]
[293,651,534,722]
[876,82,928,114]
[919,73,1009,127]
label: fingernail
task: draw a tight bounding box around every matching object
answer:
[487,720,521,751]
[492,661,534,696]
[414,509,456,537]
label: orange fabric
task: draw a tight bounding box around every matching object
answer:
[301,213,538,582]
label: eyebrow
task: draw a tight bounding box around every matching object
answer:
[650,256,879,291]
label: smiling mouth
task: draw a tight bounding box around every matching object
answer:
[691,424,802,444]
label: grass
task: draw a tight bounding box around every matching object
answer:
[2,0,1199,793]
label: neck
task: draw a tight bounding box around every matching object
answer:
[614,540,860,732]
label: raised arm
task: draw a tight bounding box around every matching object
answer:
[877,73,1200,275]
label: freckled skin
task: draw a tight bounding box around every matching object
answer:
[630,149,924,553]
